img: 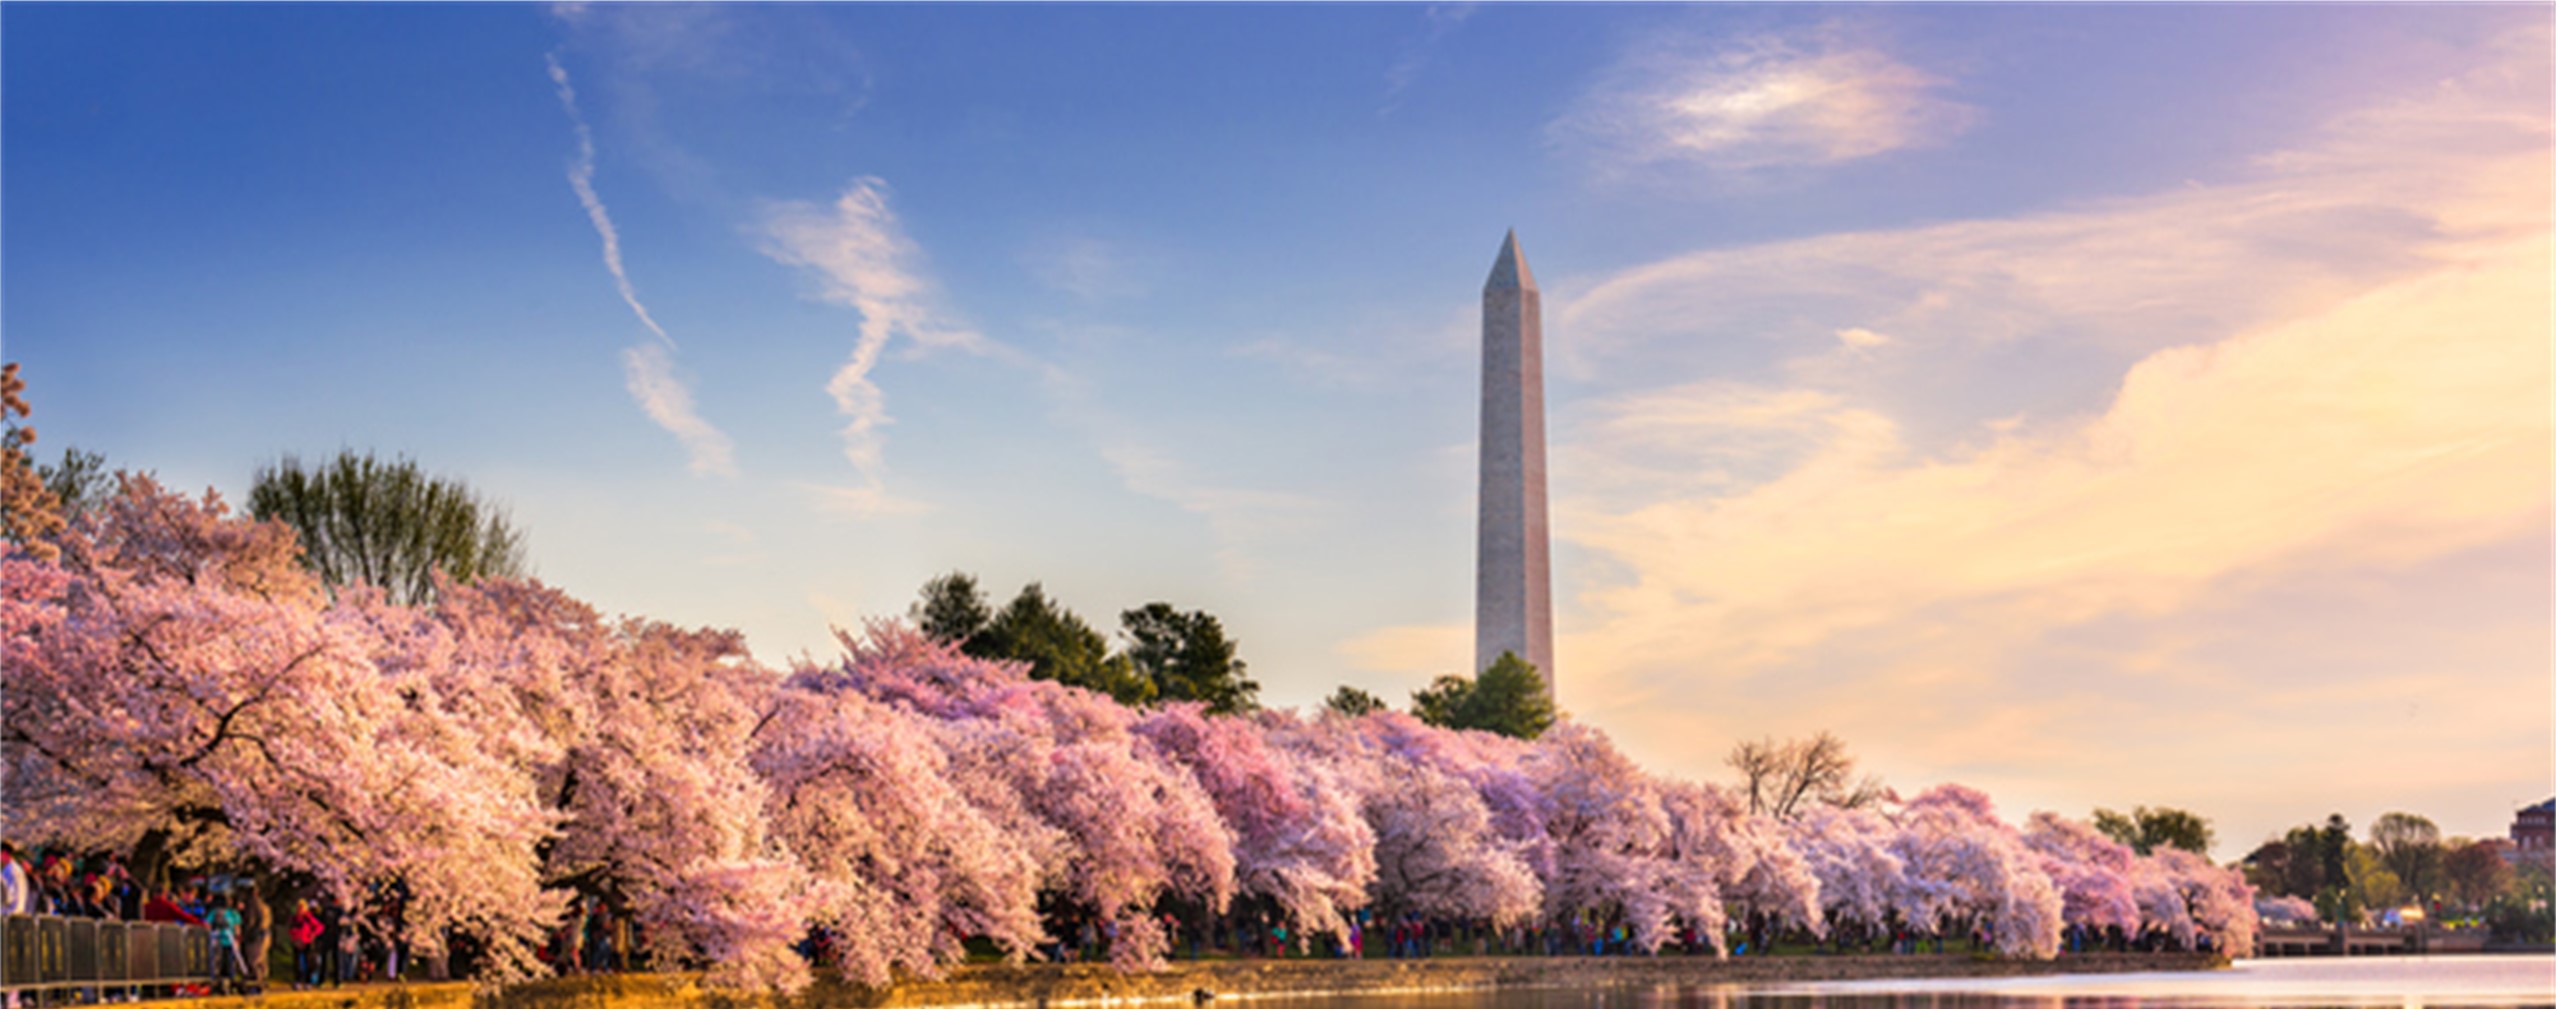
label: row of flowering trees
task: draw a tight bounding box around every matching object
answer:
[1,476,2257,990]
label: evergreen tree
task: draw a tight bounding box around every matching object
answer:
[1409,652,1554,740]
[911,571,993,647]
[1323,685,1386,718]
[976,583,1153,705]
[1121,602,1258,714]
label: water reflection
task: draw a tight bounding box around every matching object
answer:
[1306,956,2555,1009]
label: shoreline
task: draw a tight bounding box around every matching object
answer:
[498,954,2229,1009]
[127,954,2231,1009]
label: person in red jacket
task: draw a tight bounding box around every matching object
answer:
[290,899,325,989]
[142,888,205,926]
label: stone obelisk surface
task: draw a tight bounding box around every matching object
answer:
[1476,230,1555,702]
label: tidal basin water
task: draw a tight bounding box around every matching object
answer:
[1310,956,2555,1008]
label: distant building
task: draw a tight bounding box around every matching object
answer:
[2511,797,2554,855]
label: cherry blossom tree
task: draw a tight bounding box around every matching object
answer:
[2148,847,2258,956]
[757,671,1041,986]
[1358,711,1553,881]
[1788,806,1913,942]
[4,479,561,980]
[2022,811,2142,938]
[1660,781,1822,952]
[2255,894,2317,926]
[1270,713,1539,929]
[1893,785,2065,958]
[1136,705,1373,946]
[10,473,2224,984]
[1525,723,1723,952]
[810,624,1236,971]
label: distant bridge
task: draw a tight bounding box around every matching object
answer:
[2255,925,2491,957]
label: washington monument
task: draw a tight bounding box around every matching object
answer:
[1476,230,1555,702]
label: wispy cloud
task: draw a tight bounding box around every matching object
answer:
[799,481,932,520]
[1553,26,1975,176]
[699,518,766,568]
[621,344,738,479]
[547,53,736,478]
[1023,234,1148,303]
[550,53,667,344]
[1355,26,2552,841]
[1231,301,1478,391]
[1834,326,1890,350]
[759,178,987,504]
[1381,4,1476,117]
[1035,365,1328,580]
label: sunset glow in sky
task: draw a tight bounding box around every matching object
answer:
[8,4,2548,855]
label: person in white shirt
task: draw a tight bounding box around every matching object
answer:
[0,842,31,916]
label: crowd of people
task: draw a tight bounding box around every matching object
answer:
[0,840,413,996]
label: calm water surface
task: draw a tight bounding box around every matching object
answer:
[1307,956,2554,1009]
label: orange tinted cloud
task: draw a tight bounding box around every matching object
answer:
[1347,25,2552,847]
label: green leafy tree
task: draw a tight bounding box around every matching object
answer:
[2242,838,2299,897]
[2297,813,2357,922]
[2319,814,2354,890]
[975,583,1153,706]
[2369,811,2447,904]
[2093,805,2216,856]
[2485,861,2554,943]
[1120,602,1259,714]
[1410,675,1470,727]
[2442,838,2515,911]
[2346,843,2404,912]
[248,450,527,605]
[1323,686,1386,718]
[1408,652,1554,740]
[912,570,994,647]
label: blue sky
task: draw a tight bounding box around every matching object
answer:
[7,3,2549,855]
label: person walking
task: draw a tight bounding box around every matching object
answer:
[337,909,363,984]
[240,883,273,990]
[209,894,249,993]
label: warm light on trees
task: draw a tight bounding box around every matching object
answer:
[1323,685,1387,718]
[2092,805,2215,857]
[2,475,2275,985]
[2370,811,2447,904]
[2443,838,2515,910]
[1122,602,1259,714]
[1411,652,1555,740]
[249,450,528,606]
[1,362,66,561]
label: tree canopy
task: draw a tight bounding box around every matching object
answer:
[1,362,65,561]
[910,570,993,646]
[5,476,2285,987]
[248,450,527,605]
[39,446,113,522]
[2091,805,2215,857]
[2369,811,2446,903]
[907,574,1256,712]
[1323,685,1387,718]
[1121,601,1258,714]
[1409,651,1554,739]
[972,582,1154,705]
[1726,731,1885,820]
